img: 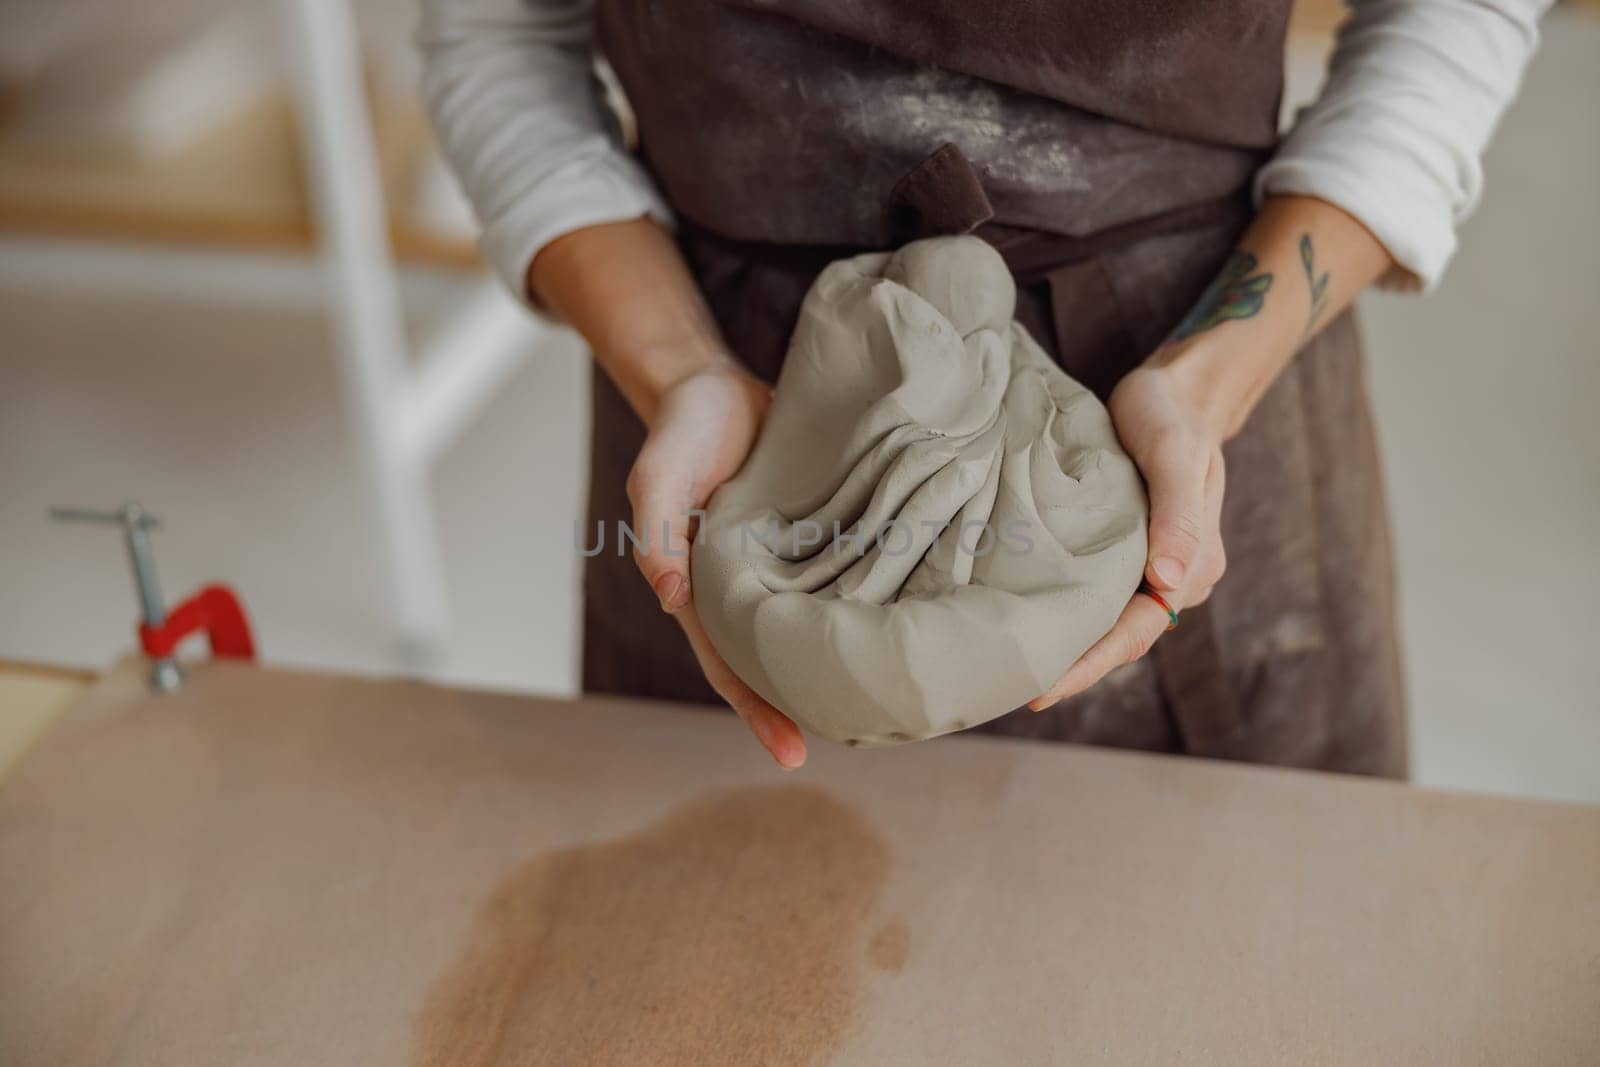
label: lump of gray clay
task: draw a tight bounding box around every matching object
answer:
[692,236,1147,746]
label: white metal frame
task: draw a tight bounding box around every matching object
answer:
[0,0,540,672]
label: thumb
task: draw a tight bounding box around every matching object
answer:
[626,457,697,614]
[1142,440,1213,593]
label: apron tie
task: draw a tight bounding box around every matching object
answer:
[887,143,997,241]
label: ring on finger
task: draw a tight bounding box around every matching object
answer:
[1138,581,1180,631]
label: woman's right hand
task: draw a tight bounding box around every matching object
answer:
[529,217,807,769]
[627,363,808,770]
[531,217,806,767]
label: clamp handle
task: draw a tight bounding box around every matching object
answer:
[50,503,167,628]
[49,504,160,529]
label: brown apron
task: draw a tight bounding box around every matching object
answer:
[583,0,1409,778]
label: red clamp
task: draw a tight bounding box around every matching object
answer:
[139,584,257,662]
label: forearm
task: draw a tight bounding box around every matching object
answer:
[1257,0,1549,290]
[1151,195,1393,440]
[528,217,753,427]
[536,195,1388,436]
[420,0,673,307]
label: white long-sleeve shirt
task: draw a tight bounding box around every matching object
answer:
[419,0,1550,302]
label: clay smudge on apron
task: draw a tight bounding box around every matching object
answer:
[839,66,1088,190]
[412,785,901,1067]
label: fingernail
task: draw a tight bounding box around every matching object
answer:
[769,738,804,770]
[653,573,686,612]
[1151,557,1185,588]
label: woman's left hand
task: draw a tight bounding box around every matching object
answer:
[1026,194,1395,712]
[1027,363,1228,710]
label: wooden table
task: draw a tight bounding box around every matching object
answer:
[2,660,1596,1065]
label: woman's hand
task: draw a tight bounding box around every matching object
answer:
[1028,194,1394,711]
[627,364,808,770]
[1027,365,1227,708]
[529,217,806,769]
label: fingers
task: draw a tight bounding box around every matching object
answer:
[625,452,696,613]
[1183,455,1227,605]
[623,370,800,767]
[1027,594,1173,710]
[676,606,807,770]
[1029,444,1228,712]
[1142,435,1221,593]
[626,392,803,771]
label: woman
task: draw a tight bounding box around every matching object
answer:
[421,0,1548,773]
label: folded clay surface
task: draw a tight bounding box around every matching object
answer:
[693,236,1148,746]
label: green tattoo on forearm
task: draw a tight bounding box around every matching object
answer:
[1299,233,1330,337]
[1172,251,1274,341]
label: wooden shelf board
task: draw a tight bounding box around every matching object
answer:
[0,90,480,271]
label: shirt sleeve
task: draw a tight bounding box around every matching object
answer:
[1256,0,1551,291]
[418,0,673,305]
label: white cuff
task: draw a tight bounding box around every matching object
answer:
[1255,157,1449,293]
[479,153,675,312]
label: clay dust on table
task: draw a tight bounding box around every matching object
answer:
[413,785,904,1067]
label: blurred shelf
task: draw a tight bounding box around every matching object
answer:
[0,88,480,271]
